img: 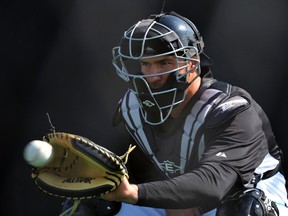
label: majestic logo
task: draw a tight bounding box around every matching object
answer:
[159,160,182,174]
[217,97,247,113]
[215,152,227,158]
[142,100,155,107]
[62,177,94,183]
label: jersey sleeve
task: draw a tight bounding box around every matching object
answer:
[137,162,240,212]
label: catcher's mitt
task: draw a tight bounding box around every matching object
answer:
[30,132,135,202]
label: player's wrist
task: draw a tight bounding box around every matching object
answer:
[126,184,138,204]
[119,180,138,204]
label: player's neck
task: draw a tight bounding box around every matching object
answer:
[170,77,201,118]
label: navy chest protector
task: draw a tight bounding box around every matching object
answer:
[117,80,250,177]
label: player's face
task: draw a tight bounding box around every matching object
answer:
[139,56,172,89]
[140,55,194,90]
[140,55,179,90]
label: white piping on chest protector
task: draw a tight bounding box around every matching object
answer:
[180,89,224,173]
[121,92,165,173]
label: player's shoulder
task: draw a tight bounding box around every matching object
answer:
[205,81,251,128]
[112,90,139,126]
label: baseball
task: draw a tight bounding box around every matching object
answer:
[23,140,54,167]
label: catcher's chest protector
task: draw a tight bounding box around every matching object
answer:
[120,85,230,178]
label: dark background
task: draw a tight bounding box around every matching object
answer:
[1,0,288,215]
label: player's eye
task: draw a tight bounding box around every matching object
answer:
[140,61,150,66]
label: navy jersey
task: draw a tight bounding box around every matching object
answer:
[115,70,287,212]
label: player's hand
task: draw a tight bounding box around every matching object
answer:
[101,176,138,204]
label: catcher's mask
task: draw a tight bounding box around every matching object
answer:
[112,11,211,125]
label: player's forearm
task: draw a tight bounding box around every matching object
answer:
[136,163,239,210]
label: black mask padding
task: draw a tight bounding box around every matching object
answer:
[120,19,180,57]
[133,77,162,123]
[121,36,176,57]
[133,75,190,123]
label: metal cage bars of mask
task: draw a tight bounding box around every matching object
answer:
[112,45,201,83]
[131,76,178,125]
[124,20,179,59]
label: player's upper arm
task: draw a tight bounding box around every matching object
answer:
[205,95,250,128]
